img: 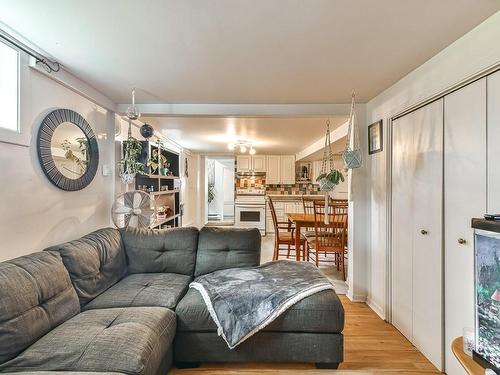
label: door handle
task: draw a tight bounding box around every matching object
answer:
[458,238,467,245]
[420,229,428,235]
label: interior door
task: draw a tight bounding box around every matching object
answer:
[392,99,444,370]
[487,71,500,213]
[411,99,443,371]
[444,78,487,375]
[391,110,415,341]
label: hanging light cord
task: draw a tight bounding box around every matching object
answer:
[0,28,60,73]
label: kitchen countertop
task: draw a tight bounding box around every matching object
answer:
[266,194,325,201]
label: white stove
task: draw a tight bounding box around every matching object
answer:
[234,188,266,234]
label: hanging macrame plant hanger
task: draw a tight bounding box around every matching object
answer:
[343,92,362,169]
[318,120,337,224]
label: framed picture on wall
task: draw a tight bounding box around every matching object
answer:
[368,120,383,155]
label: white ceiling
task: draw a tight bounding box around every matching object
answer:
[143,116,348,154]
[1,1,499,104]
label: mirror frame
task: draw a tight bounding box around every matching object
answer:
[37,109,99,191]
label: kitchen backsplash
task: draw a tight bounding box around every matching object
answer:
[266,183,321,195]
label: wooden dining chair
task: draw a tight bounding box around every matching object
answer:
[302,196,324,236]
[307,200,348,280]
[268,196,307,261]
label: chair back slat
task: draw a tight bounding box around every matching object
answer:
[313,200,348,251]
[268,196,279,235]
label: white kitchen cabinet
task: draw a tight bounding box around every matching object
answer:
[391,99,444,370]
[444,78,487,375]
[266,156,281,184]
[236,155,252,172]
[252,155,267,172]
[280,155,296,184]
[237,155,267,173]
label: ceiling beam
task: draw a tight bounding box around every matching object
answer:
[295,121,349,161]
[115,103,352,117]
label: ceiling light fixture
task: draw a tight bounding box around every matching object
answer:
[228,140,256,154]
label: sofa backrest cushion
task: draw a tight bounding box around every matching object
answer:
[0,251,80,364]
[45,228,127,306]
[194,227,261,277]
[120,226,199,275]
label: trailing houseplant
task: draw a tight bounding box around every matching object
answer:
[316,168,345,190]
[119,137,146,184]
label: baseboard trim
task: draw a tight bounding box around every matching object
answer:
[346,291,367,303]
[366,297,385,320]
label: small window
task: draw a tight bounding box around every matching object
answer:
[0,40,19,132]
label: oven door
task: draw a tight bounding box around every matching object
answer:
[235,204,265,231]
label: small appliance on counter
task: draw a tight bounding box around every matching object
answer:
[472,218,500,374]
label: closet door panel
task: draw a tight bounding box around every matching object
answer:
[391,113,415,341]
[411,99,443,371]
[487,71,500,213]
[444,78,487,375]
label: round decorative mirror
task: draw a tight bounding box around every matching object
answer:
[37,109,99,191]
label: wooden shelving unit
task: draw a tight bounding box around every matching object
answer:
[129,140,181,229]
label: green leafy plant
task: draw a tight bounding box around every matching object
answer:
[208,183,216,204]
[316,169,345,185]
[61,137,88,174]
[119,137,146,176]
[147,149,168,174]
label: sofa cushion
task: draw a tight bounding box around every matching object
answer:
[0,307,176,375]
[45,228,127,307]
[0,252,80,364]
[176,288,344,334]
[120,227,199,275]
[82,273,191,310]
[194,227,261,277]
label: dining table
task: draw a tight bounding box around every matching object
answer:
[286,213,345,261]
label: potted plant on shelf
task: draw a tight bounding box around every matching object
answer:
[147,150,169,175]
[119,137,146,184]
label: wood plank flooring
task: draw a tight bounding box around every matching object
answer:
[170,296,441,374]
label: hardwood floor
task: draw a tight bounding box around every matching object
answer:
[171,296,441,374]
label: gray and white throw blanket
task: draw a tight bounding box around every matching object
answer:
[190,260,335,349]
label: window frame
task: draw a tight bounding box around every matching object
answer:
[0,39,29,147]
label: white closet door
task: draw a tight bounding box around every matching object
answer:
[444,78,487,375]
[411,99,443,371]
[487,71,500,213]
[391,112,415,341]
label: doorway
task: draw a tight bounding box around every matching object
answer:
[206,156,235,225]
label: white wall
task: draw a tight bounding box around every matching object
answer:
[365,11,500,318]
[0,61,115,262]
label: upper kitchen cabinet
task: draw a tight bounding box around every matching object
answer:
[252,155,267,172]
[236,155,252,172]
[236,155,266,173]
[280,155,296,185]
[266,155,281,184]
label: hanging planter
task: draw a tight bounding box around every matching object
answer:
[343,92,362,169]
[317,119,345,191]
[119,119,146,185]
[317,120,345,224]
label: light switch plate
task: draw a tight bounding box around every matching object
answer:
[102,164,112,176]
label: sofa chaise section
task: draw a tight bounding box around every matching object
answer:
[174,226,344,368]
[1,307,176,375]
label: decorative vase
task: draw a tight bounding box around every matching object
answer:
[159,167,167,176]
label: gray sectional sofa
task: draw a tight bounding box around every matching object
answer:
[0,226,344,375]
